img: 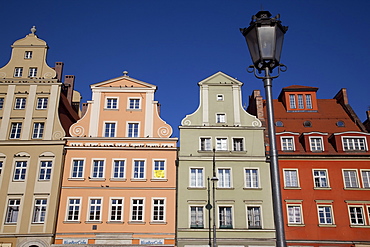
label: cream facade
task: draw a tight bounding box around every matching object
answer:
[0,28,79,247]
[54,74,177,246]
[177,72,276,247]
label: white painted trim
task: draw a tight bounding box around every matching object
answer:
[232,85,241,125]
[144,92,153,137]
[89,91,101,137]
[21,85,36,139]
[44,84,58,140]
[202,85,209,125]
[0,85,15,140]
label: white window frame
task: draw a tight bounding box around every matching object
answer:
[127,122,139,138]
[306,94,313,109]
[217,168,232,188]
[245,168,259,188]
[104,122,116,137]
[313,169,330,188]
[216,113,226,123]
[24,51,32,59]
[246,205,262,229]
[297,94,304,109]
[66,198,81,221]
[216,137,228,151]
[200,137,212,151]
[217,94,224,101]
[317,205,334,225]
[36,97,48,109]
[28,67,37,77]
[289,94,296,109]
[88,198,102,222]
[38,160,52,181]
[109,198,124,222]
[91,159,105,179]
[348,205,365,225]
[343,169,359,188]
[128,98,141,110]
[232,138,244,151]
[342,137,367,151]
[218,205,233,229]
[14,97,26,109]
[281,136,295,151]
[130,198,145,222]
[189,167,204,188]
[361,169,370,188]
[32,122,44,139]
[112,159,126,179]
[70,159,85,179]
[105,97,118,109]
[10,122,22,139]
[132,160,146,179]
[153,160,166,179]
[309,137,324,152]
[14,67,23,77]
[32,198,47,223]
[189,205,204,229]
[287,204,303,225]
[283,169,299,188]
[5,198,21,224]
[151,198,166,222]
[13,160,27,181]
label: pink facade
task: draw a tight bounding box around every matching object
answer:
[55,74,177,246]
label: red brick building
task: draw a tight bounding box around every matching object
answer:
[249,85,370,246]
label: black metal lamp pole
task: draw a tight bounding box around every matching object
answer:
[240,10,288,247]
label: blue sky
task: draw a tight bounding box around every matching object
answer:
[1,0,370,138]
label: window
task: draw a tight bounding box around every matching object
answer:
[318,206,333,224]
[343,170,359,188]
[233,138,244,151]
[245,168,259,188]
[361,170,370,188]
[128,123,139,137]
[28,67,37,77]
[36,97,48,109]
[133,160,145,179]
[0,98,4,109]
[110,199,123,221]
[14,161,27,181]
[152,199,165,222]
[247,206,261,229]
[14,97,26,109]
[216,138,227,151]
[287,205,302,224]
[131,199,144,221]
[216,114,226,123]
[0,161,3,176]
[343,137,367,151]
[298,94,304,109]
[67,199,80,221]
[14,67,23,77]
[153,160,165,179]
[10,123,22,139]
[32,199,47,223]
[284,169,299,188]
[113,160,125,179]
[310,137,323,151]
[219,206,233,228]
[71,160,84,178]
[104,123,116,137]
[129,98,140,109]
[349,206,364,225]
[289,94,296,109]
[190,206,204,228]
[25,51,32,59]
[92,160,104,178]
[281,137,294,151]
[218,168,231,188]
[89,199,102,221]
[217,94,224,101]
[190,168,203,187]
[306,94,313,109]
[39,161,52,180]
[32,122,44,139]
[106,98,118,109]
[6,199,20,223]
[200,137,211,151]
[313,170,329,188]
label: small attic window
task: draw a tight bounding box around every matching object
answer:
[24,51,32,59]
[336,121,345,127]
[217,94,224,101]
[303,121,312,127]
[275,121,284,127]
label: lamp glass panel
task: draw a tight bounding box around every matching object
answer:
[257,26,275,59]
[274,26,284,63]
[245,28,260,64]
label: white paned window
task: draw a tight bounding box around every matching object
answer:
[343,170,359,188]
[106,98,118,109]
[288,205,302,224]
[281,137,294,151]
[318,206,333,224]
[14,97,26,109]
[36,97,48,109]
[131,199,144,221]
[92,160,104,178]
[217,94,224,101]
[128,123,139,137]
[133,160,145,179]
[6,199,20,223]
[190,168,203,187]
[190,206,204,228]
[71,160,84,178]
[245,169,259,188]
[233,138,244,151]
[216,138,227,151]
[152,199,165,222]
[113,160,125,179]
[247,206,261,229]
[129,99,140,109]
[313,170,329,188]
[289,94,296,109]
[284,169,298,188]
[343,137,366,151]
[216,114,226,123]
[67,199,80,221]
[310,137,323,151]
[29,67,37,77]
[218,168,231,188]
[153,160,165,179]
[32,199,47,223]
[25,51,32,59]
[32,122,44,139]
[10,123,22,139]
[104,123,116,137]
[39,161,52,180]
[200,137,211,151]
[219,206,233,229]
[306,94,313,109]
[361,170,370,188]
[14,161,27,181]
[14,67,23,77]
[110,199,123,221]
[349,206,364,225]
[89,199,102,221]
[297,94,304,109]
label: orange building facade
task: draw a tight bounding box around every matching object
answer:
[54,73,177,246]
[249,85,370,246]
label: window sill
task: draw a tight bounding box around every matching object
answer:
[31,222,45,225]
[314,187,331,190]
[104,108,119,111]
[85,221,102,224]
[128,221,145,224]
[318,224,336,227]
[187,187,206,190]
[349,225,370,228]
[89,178,106,181]
[150,179,168,182]
[126,109,142,112]
[288,223,305,227]
[284,187,301,190]
[63,221,81,224]
[243,187,262,190]
[150,221,167,225]
[130,179,147,182]
[68,178,85,181]
[106,221,124,224]
[343,187,361,190]
[216,187,234,190]
[4,223,17,225]
[110,178,126,182]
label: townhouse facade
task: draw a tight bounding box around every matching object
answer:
[54,73,178,246]
[0,28,79,247]
[248,85,370,246]
[177,72,276,247]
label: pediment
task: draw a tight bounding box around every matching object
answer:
[198,71,243,86]
[91,76,156,89]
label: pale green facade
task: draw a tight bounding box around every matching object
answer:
[177,72,276,247]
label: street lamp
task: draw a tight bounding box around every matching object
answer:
[240,10,288,247]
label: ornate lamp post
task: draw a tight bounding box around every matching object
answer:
[240,10,288,247]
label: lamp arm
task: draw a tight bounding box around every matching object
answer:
[247,64,287,79]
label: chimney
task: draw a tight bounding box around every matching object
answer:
[64,75,75,105]
[334,88,349,105]
[81,103,88,117]
[54,62,64,82]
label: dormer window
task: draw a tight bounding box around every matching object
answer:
[24,51,32,59]
[217,94,224,101]
[281,137,295,151]
[216,114,226,123]
[285,89,317,112]
[289,95,296,109]
[305,95,313,109]
[310,137,324,152]
[342,137,367,151]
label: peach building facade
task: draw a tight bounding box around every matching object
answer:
[54,74,177,246]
